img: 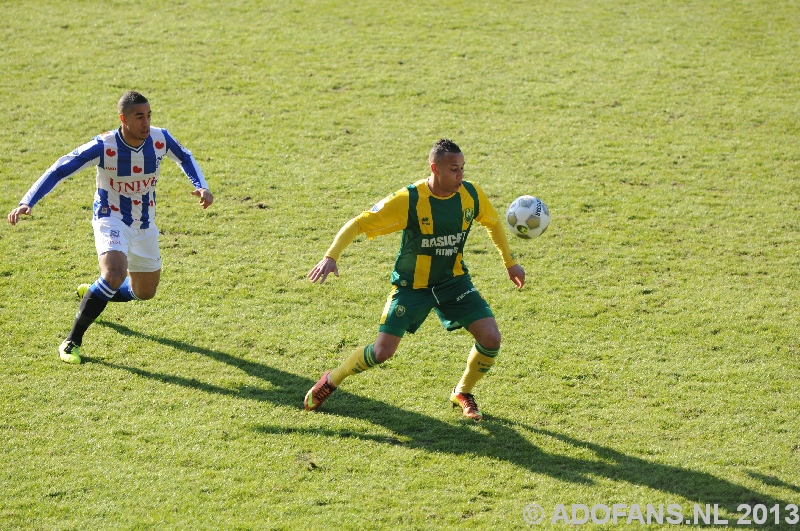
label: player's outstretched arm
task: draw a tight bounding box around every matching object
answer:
[507,264,525,289]
[192,188,214,209]
[308,218,363,284]
[308,256,339,284]
[7,205,32,225]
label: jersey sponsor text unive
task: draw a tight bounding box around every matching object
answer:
[20,127,207,229]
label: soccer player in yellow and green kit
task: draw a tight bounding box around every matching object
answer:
[305,139,525,420]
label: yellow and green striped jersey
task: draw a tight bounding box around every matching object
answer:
[345,179,515,289]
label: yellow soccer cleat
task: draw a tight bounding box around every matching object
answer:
[58,340,81,364]
[76,283,91,299]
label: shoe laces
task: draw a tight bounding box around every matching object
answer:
[457,392,479,412]
[315,381,335,401]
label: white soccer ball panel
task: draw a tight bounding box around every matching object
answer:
[505,195,550,239]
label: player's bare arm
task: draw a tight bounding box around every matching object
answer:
[308,256,339,284]
[7,205,32,225]
[507,264,525,289]
[192,188,214,209]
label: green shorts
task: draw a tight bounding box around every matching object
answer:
[378,275,494,337]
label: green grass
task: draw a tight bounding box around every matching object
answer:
[1,0,799,529]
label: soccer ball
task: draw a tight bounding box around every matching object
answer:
[506,195,550,239]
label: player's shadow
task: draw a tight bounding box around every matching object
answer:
[95,322,795,526]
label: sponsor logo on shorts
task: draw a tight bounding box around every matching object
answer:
[456,287,477,302]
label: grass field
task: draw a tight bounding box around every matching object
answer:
[1,0,799,529]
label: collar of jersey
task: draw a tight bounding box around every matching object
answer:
[116,127,149,153]
[423,180,458,200]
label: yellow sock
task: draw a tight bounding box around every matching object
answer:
[454,343,498,394]
[329,344,379,387]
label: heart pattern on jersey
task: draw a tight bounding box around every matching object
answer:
[155,141,165,149]
[106,148,117,157]
[133,166,143,173]
[133,200,141,205]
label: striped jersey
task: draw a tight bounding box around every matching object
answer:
[19,127,208,229]
[352,179,515,289]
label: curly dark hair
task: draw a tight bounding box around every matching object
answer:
[118,91,149,115]
[429,138,462,163]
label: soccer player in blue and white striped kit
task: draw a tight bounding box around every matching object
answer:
[7,91,213,364]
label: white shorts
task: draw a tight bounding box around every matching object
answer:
[92,218,162,273]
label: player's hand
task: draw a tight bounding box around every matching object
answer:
[192,188,214,209]
[7,205,32,225]
[507,264,525,289]
[308,256,339,284]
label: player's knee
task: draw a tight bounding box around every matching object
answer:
[468,317,501,350]
[136,288,157,301]
[102,271,127,290]
[478,329,501,351]
[130,275,160,300]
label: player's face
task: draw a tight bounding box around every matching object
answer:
[430,152,465,196]
[119,103,151,146]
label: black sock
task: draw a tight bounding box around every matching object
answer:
[66,291,109,346]
[110,291,130,302]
